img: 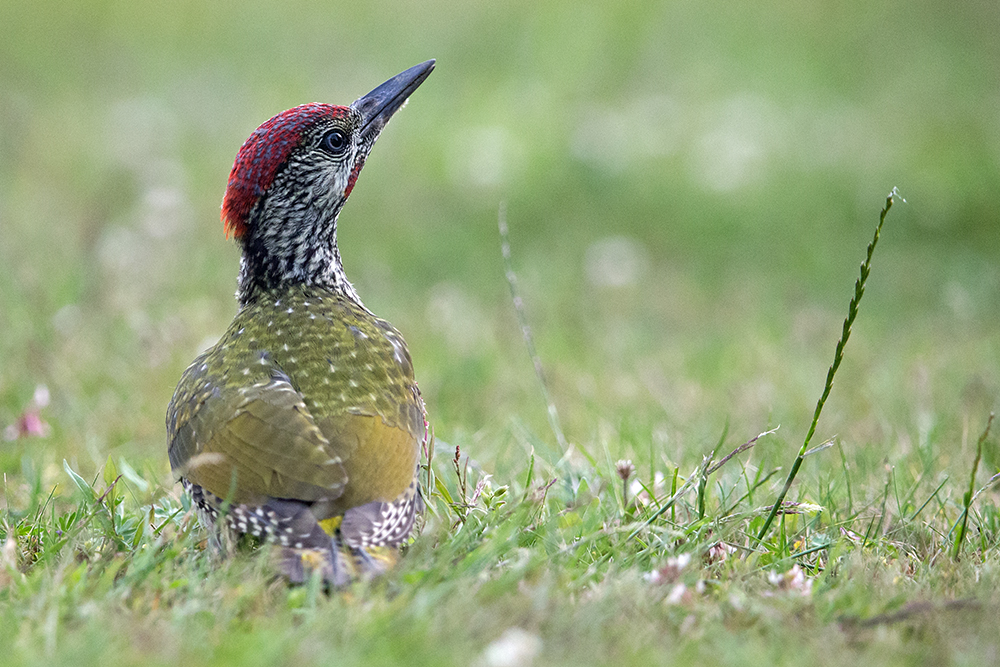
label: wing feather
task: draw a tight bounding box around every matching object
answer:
[167,360,347,505]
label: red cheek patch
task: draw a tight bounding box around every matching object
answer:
[221,103,351,239]
[344,155,366,199]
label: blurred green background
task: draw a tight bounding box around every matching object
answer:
[1,0,998,487]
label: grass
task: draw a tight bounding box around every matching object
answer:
[2,0,1000,665]
[3,191,998,667]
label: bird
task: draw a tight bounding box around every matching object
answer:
[166,60,435,586]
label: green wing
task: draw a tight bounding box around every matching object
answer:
[167,355,347,506]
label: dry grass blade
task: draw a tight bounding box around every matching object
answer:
[707,427,779,475]
[498,201,571,456]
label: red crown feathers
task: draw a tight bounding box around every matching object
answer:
[221,104,350,239]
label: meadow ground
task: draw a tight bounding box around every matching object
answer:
[1,2,999,665]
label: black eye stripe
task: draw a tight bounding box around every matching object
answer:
[321,129,348,153]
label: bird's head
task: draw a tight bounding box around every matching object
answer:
[221,60,434,303]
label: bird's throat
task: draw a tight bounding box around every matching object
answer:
[235,215,360,308]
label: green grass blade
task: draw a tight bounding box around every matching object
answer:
[63,459,96,501]
[952,413,994,559]
[756,189,902,542]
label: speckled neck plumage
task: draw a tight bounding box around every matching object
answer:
[235,198,361,309]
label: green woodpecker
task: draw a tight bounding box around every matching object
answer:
[166,60,434,585]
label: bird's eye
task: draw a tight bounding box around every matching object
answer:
[321,129,348,153]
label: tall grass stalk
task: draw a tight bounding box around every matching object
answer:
[756,189,902,542]
[498,202,571,455]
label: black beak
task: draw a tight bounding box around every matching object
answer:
[352,60,435,143]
